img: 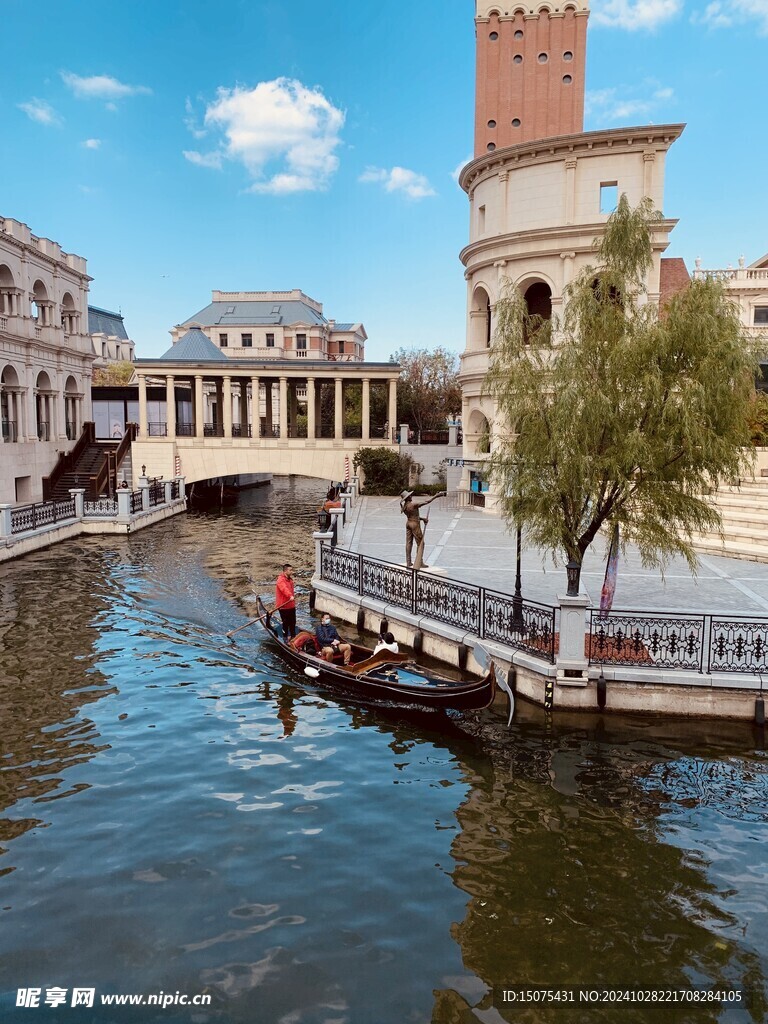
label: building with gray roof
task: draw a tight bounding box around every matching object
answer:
[170,289,367,362]
[89,305,135,366]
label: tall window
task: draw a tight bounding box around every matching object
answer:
[755,307,768,325]
[219,333,228,347]
[266,333,275,347]
[242,333,252,347]
[338,340,345,354]
[297,333,307,350]
[600,182,618,214]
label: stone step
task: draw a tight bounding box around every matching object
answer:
[691,536,768,564]
[695,521,768,542]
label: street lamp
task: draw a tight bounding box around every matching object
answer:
[511,523,524,631]
[566,558,581,597]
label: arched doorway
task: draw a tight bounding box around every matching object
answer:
[1,364,21,442]
[470,286,492,350]
[36,370,53,441]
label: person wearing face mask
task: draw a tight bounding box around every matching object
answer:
[316,614,352,665]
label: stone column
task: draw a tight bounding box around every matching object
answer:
[279,376,288,440]
[56,369,67,440]
[238,379,248,435]
[0,504,12,536]
[25,364,36,443]
[117,488,132,520]
[329,505,345,548]
[306,377,316,440]
[288,380,298,437]
[194,375,204,438]
[388,379,397,442]
[166,375,176,437]
[69,488,85,519]
[250,376,260,439]
[222,376,232,438]
[362,378,370,442]
[334,377,343,440]
[265,382,273,436]
[312,529,334,579]
[138,373,148,438]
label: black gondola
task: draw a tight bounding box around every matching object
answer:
[256,598,496,712]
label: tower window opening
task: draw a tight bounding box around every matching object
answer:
[600,182,618,214]
[487,119,496,128]
[563,74,572,84]
[513,54,523,64]
[512,118,521,127]
[489,31,498,39]
[514,29,523,39]
[538,52,548,63]
[487,143,496,151]
[563,50,573,61]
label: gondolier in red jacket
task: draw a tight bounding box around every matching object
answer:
[275,564,297,640]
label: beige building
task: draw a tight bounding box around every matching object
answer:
[0,216,94,504]
[458,2,682,497]
[89,306,136,366]
[692,254,768,346]
[170,289,367,361]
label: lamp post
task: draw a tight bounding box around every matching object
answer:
[566,558,581,597]
[511,523,524,631]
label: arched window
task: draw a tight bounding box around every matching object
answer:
[1,364,21,442]
[470,286,493,351]
[523,281,553,345]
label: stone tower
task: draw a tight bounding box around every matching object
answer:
[474,1,590,156]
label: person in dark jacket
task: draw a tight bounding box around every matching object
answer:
[316,614,352,665]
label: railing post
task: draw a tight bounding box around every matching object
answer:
[117,488,132,520]
[703,614,710,674]
[340,489,353,522]
[329,506,344,548]
[411,568,417,616]
[69,488,85,520]
[0,503,12,537]
[138,475,150,513]
[479,586,485,640]
[313,530,334,579]
[556,592,590,686]
[164,480,173,505]
[358,552,364,595]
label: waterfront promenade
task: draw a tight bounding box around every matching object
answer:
[344,495,768,617]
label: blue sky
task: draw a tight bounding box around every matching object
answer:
[2,0,767,360]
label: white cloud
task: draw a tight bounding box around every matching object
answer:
[183,149,223,170]
[693,0,768,33]
[450,155,473,184]
[585,82,675,124]
[18,98,61,127]
[591,0,682,30]
[82,138,101,149]
[359,166,436,200]
[187,78,345,195]
[61,72,152,100]
[184,97,207,139]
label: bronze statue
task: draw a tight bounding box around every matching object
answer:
[400,490,446,570]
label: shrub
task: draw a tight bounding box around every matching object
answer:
[353,447,414,495]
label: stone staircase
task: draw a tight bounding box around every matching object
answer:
[693,479,768,562]
[49,441,119,501]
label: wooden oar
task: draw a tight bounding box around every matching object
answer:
[226,597,292,638]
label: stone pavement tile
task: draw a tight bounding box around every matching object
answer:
[344,498,768,619]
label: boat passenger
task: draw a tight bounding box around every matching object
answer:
[316,614,352,665]
[373,631,399,655]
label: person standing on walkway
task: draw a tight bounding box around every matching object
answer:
[400,491,445,570]
[275,564,297,640]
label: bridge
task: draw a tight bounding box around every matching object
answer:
[131,349,400,485]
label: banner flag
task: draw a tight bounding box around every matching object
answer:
[599,523,620,619]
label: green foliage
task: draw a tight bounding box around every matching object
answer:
[485,194,757,573]
[393,346,462,435]
[92,361,135,387]
[747,391,768,446]
[353,447,414,495]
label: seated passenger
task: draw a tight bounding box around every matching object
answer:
[316,614,352,665]
[373,631,399,656]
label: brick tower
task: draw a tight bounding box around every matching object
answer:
[474,1,590,156]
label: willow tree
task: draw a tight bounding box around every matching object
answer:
[485,195,757,586]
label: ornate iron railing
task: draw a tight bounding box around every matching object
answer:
[148,479,164,507]
[10,498,77,534]
[320,548,556,663]
[84,499,118,517]
[360,556,413,611]
[204,423,224,437]
[147,421,167,436]
[130,490,143,514]
[231,424,252,438]
[708,619,768,674]
[484,590,557,661]
[176,422,194,436]
[2,420,17,442]
[589,610,705,670]
[320,546,360,592]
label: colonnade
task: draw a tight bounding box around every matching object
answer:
[1,371,85,444]
[135,368,398,442]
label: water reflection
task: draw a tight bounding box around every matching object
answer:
[0,477,766,1023]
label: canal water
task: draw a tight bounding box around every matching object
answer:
[0,477,766,1024]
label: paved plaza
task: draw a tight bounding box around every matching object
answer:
[345,496,768,617]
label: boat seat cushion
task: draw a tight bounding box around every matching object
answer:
[291,631,321,655]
